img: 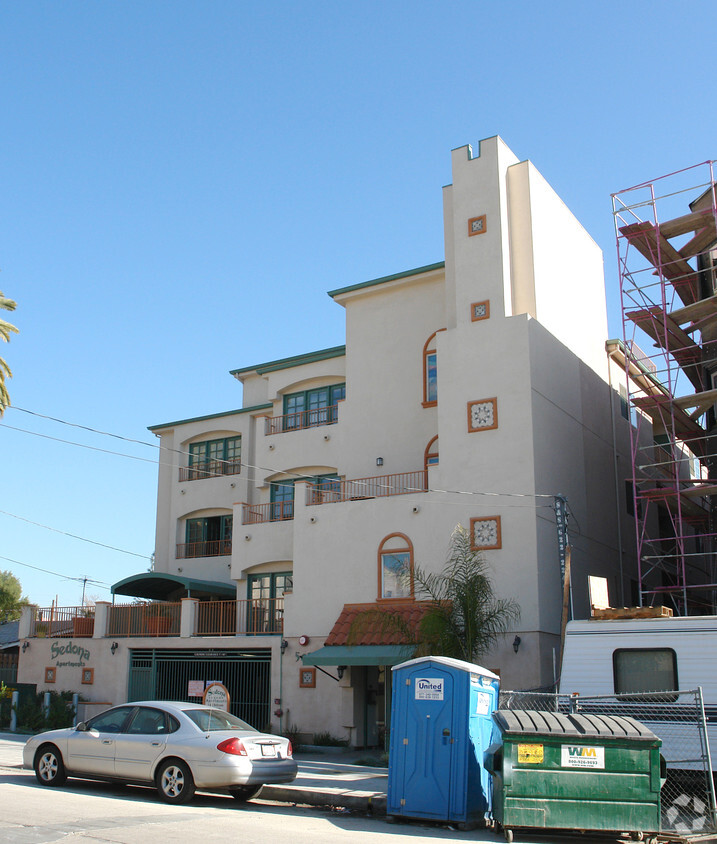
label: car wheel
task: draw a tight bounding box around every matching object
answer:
[34,744,67,787]
[156,759,195,804]
[230,785,263,802]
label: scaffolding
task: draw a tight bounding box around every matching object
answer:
[613,161,717,615]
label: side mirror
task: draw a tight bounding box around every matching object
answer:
[75,721,88,732]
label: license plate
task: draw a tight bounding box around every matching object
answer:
[260,744,276,757]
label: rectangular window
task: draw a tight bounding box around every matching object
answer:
[426,352,437,403]
[618,385,629,420]
[186,436,241,480]
[248,572,291,634]
[282,384,345,431]
[270,480,295,521]
[381,552,411,599]
[613,648,678,699]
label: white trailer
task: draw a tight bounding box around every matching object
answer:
[559,615,717,772]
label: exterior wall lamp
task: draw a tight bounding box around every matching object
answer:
[376,457,384,467]
[512,635,521,654]
[111,642,119,655]
[22,641,30,653]
[280,639,289,655]
[337,666,346,680]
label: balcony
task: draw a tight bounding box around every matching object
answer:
[306,470,428,505]
[176,539,232,559]
[26,599,283,639]
[242,501,294,525]
[265,404,339,435]
[179,458,241,482]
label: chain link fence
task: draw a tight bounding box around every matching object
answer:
[498,688,717,838]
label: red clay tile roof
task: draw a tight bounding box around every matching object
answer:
[324,601,434,646]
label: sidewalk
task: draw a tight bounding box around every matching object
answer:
[0,732,388,814]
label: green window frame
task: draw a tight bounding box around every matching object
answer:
[186,436,241,480]
[270,474,340,520]
[282,384,345,430]
[247,572,292,634]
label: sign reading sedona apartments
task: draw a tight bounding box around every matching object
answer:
[50,640,91,667]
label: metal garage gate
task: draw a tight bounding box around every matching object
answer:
[128,648,272,729]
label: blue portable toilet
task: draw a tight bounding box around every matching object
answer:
[387,656,500,827]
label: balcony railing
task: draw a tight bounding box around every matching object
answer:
[242,501,294,525]
[306,470,428,505]
[31,606,96,639]
[265,404,339,435]
[108,603,182,638]
[195,598,284,636]
[179,458,241,482]
[176,539,232,558]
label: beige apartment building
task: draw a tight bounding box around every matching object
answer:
[18,137,639,746]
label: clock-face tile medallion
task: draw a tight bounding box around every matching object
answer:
[467,398,498,432]
[471,516,502,550]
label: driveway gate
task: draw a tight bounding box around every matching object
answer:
[128,648,271,729]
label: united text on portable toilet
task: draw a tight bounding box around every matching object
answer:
[387,656,500,827]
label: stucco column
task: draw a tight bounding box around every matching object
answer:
[18,604,36,639]
[181,598,198,638]
[93,602,110,638]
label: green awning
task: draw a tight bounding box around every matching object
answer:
[302,645,414,667]
[112,573,236,601]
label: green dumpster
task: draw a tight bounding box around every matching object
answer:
[487,710,663,843]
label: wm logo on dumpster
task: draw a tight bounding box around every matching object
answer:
[560,745,605,769]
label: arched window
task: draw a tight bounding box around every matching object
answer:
[422,329,445,407]
[377,533,414,600]
[424,435,439,470]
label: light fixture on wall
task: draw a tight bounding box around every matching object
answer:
[22,641,30,653]
[376,457,384,467]
[337,666,346,680]
[512,635,521,654]
[280,639,289,655]
[111,642,119,655]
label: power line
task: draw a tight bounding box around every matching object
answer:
[0,510,151,560]
[0,554,112,590]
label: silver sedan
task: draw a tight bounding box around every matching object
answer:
[23,700,297,804]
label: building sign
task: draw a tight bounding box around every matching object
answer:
[561,745,605,769]
[188,680,204,697]
[554,495,569,583]
[50,640,91,667]
[203,682,230,711]
[415,677,444,700]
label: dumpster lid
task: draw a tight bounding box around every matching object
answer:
[493,709,659,741]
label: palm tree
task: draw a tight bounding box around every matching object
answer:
[0,291,18,415]
[349,525,520,663]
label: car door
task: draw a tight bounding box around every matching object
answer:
[66,706,135,776]
[113,706,173,781]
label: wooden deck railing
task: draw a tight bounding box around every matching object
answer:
[306,470,428,505]
[265,404,339,435]
[179,459,241,482]
[176,539,232,558]
[195,598,284,636]
[108,603,181,638]
[241,501,294,524]
[31,606,95,638]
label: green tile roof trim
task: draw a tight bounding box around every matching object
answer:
[230,345,346,377]
[148,402,273,432]
[327,261,445,298]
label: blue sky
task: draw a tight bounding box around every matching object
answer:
[2,1,715,608]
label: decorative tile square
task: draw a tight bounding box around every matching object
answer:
[471,300,490,321]
[471,516,502,550]
[468,214,487,236]
[467,398,498,432]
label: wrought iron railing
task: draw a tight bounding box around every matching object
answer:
[31,606,95,639]
[108,603,181,638]
[195,598,284,636]
[179,459,241,482]
[241,501,294,524]
[306,470,428,505]
[265,404,339,435]
[176,539,232,558]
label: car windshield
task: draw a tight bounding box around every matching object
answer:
[185,709,256,732]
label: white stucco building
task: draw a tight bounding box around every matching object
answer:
[18,138,638,746]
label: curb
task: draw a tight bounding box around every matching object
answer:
[261,784,387,816]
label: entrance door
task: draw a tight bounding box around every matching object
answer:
[395,668,455,820]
